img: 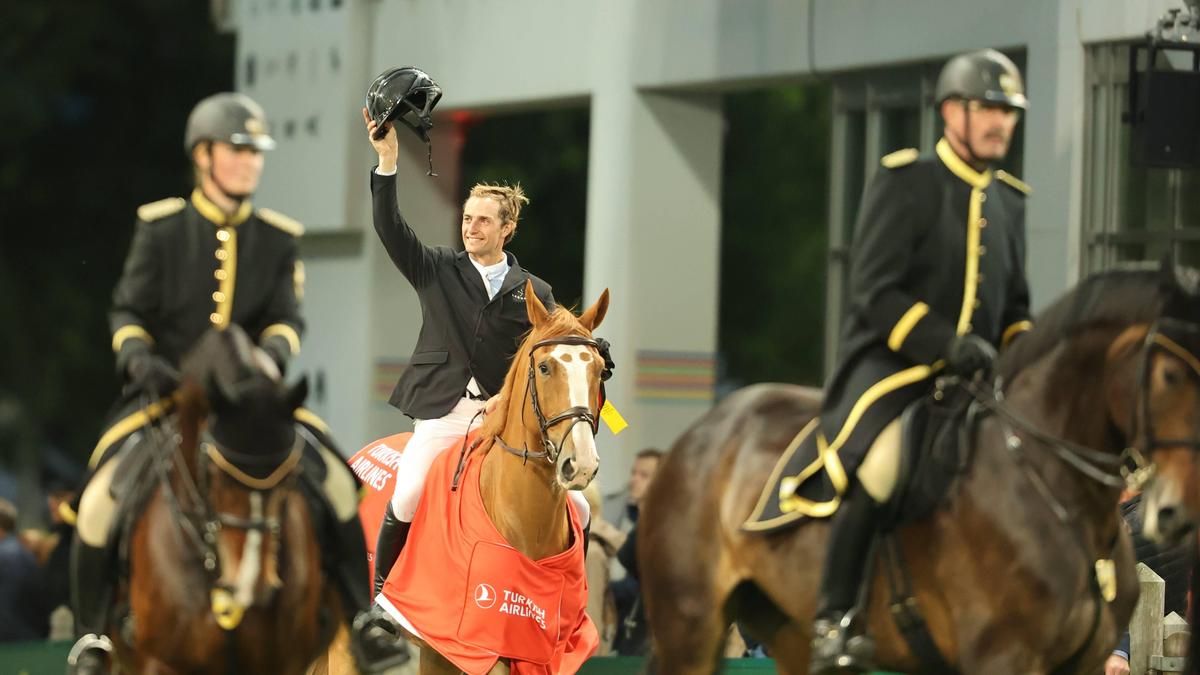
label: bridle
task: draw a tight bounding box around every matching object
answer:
[496,336,602,465]
[963,317,1200,515]
[146,412,303,630]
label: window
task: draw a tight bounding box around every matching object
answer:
[1083,44,1200,271]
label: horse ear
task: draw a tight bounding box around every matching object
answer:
[578,288,610,332]
[524,279,550,327]
[285,376,309,411]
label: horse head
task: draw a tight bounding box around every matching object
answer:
[174,325,310,628]
[482,280,610,491]
[1132,260,1200,544]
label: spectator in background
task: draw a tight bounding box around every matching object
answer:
[592,448,663,656]
[1105,492,1190,675]
[0,497,48,641]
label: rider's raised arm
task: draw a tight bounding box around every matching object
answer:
[370,169,445,289]
[110,210,169,376]
[848,168,957,366]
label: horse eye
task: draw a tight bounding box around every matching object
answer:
[1163,367,1182,387]
[538,362,550,376]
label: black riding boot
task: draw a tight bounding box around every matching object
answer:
[810,485,879,674]
[66,540,115,675]
[373,503,410,597]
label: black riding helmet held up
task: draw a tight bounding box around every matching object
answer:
[184,92,276,155]
[934,49,1027,110]
[366,66,443,175]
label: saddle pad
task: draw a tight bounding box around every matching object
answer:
[356,435,599,674]
[348,432,411,579]
[742,419,846,533]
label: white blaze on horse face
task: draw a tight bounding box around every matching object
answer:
[1143,474,1184,542]
[550,344,600,489]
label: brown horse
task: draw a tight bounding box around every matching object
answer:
[638,262,1200,674]
[111,326,340,674]
[321,280,609,674]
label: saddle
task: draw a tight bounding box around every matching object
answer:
[743,379,980,533]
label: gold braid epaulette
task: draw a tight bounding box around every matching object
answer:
[137,197,186,222]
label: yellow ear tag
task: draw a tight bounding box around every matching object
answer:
[600,400,628,435]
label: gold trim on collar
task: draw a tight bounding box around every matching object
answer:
[191,189,253,227]
[888,302,930,352]
[936,138,992,189]
[112,325,155,352]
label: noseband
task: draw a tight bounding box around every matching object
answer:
[496,336,601,465]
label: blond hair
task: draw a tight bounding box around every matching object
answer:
[466,183,529,244]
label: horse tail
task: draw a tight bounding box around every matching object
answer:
[1187,537,1200,675]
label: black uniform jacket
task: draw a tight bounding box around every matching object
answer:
[370,170,554,420]
[110,188,305,374]
[817,138,1033,476]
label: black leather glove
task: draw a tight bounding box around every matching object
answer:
[595,337,615,382]
[126,353,180,394]
[944,334,998,378]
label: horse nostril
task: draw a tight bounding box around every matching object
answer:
[1159,505,1179,531]
[561,459,576,481]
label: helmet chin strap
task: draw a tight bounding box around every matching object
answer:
[203,146,252,206]
[954,101,990,171]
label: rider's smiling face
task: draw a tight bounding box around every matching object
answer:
[461,196,512,265]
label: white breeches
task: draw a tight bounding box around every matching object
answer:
[389,397,591,527]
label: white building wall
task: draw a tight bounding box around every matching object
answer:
[229,0,1186,480]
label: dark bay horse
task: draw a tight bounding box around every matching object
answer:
[112,326,339,674]
[638,262,1200,674]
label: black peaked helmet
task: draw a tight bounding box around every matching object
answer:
[935,49,1027,110]
[365,66,443,142]
[184,92,276,155]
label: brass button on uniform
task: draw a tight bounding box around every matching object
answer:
[210,312,225,325]
[216,229,231,242]
[214,269,228,281]
[978,193,987,203]
[212,291,226,303]
[215,249,229,261]
[978,218,988,228]
[979,245,987,255]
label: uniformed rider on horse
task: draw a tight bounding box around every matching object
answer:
[809,49,1034,674]
[67,93,408,674]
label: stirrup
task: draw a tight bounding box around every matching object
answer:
[349,606,411,674]
[66,633,113,674]
[810,612,875,674]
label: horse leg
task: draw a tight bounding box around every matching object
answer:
[641,559,736,675]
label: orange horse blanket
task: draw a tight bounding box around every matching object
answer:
[348,434,598,674]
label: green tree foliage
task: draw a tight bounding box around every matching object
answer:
[719,85,832,391]
[0,1,233,460]
[458,108,590,310]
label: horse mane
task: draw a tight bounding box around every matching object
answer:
[475,306,594,452]
[997,263,1165,380]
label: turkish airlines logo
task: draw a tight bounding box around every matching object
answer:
[474,583,497,609]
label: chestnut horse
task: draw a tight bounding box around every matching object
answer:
[638,262,1200,674]
[113,327,339,674]
[320,281,610,674]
